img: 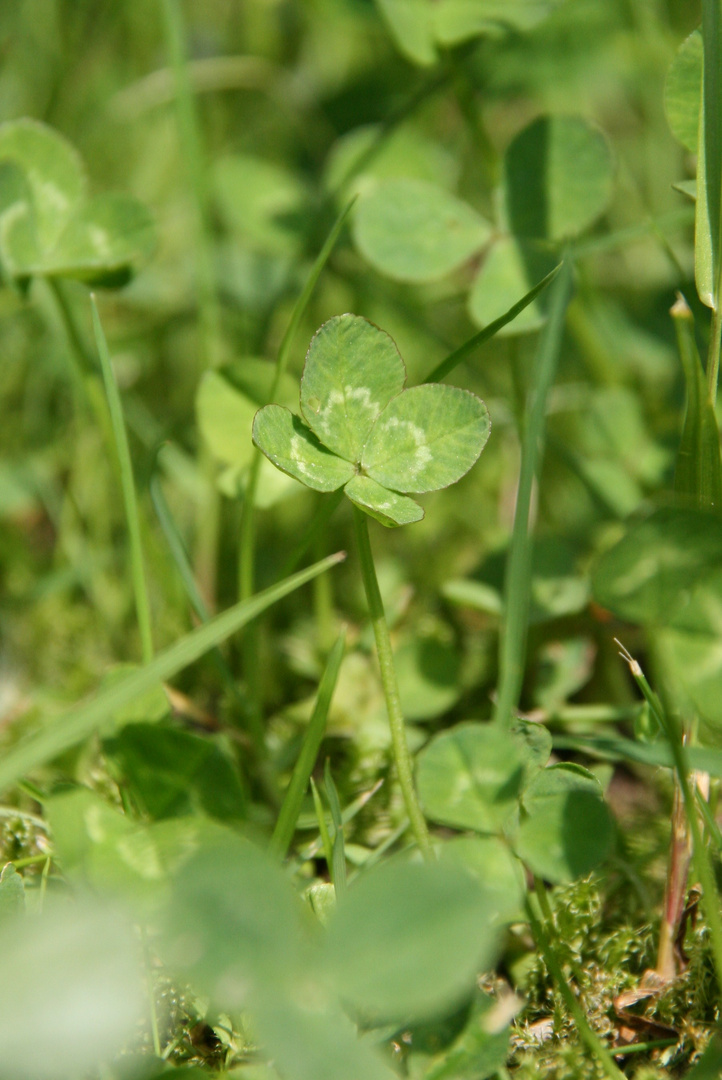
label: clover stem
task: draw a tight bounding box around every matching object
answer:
[352,507,432,860]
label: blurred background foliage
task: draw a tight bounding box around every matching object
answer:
[0,0,705,799]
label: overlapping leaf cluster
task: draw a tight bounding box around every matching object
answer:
[252,313,491,526]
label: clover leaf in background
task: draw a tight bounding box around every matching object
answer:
[0,118,155,290]
[252,314,491,527]
[350,113,612,337]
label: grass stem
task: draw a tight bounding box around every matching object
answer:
[91,297,154,664]
[270,632,345,860]
[352,507,432,859]
[494,259,573,727]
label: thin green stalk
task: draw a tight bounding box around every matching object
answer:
[423,263,561,384]
[494,259,573,728]
[160,0,223,607]
[617,640,722,997]
[238,197,356,603]
[324,760,347,899]
[352,506,432,859]
[703,0,722,399]
[149,470,252,721]
[160,0,220,370]
[524,894,625,1080]
[310,776,334,875]
[47,279,113,445]
[270,631,346,860]
[91,297,154,664]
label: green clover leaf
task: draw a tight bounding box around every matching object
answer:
[0,118,155,289]
[252,314,491,527]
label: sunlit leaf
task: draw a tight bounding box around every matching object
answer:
[433,0,563,45]
[362,384,490,493]
[417,722,525,833]
[0,118,154,286]
[353,179,492,283]
[300,315,406,462]
[374,0,437,66]
[515,763,613,883]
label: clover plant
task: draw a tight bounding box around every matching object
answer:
[252,313,490,528]
[253,313,490,854]
[0,118,155,291]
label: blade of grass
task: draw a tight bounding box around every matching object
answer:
[270,631,346,860]
[160,0,223,606]
[493,259,573,728]
[0,551,345,796]
[149,468,248,714]
[310,777,334,875]
[701,0,722,397]
[671,294,722,508]
[423,263,561,384]
[91,296,154,664]
[324,759,347,899]
[553,734,722,777]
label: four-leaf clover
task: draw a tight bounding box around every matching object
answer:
[252,314,491,527]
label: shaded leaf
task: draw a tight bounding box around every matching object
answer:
[591,506,722,627]
[362,384,490,493]
[300,315,407,463]
[420,991,510,1080]
[515,763,613,883]
[504,115,613,242]
[442,836,525,926]
[353,179,491,283]
[344,474,424,527]
[103,722,247,823]
[395,633,462,720]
